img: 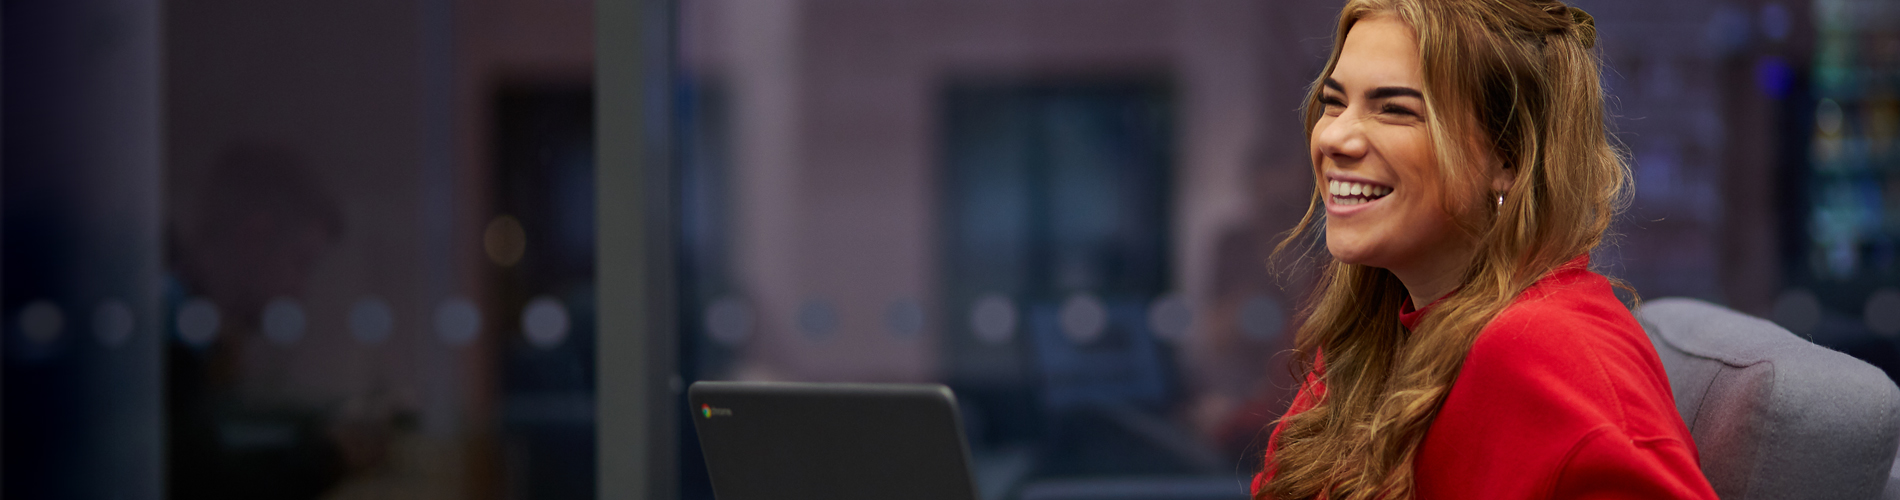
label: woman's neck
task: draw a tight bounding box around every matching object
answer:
[1387,241,1477,308]
[1396,267,1463,308]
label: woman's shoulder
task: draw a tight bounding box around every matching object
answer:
[1456,264,1683,436]
[1476,264,1644,360]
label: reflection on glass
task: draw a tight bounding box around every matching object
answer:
[18,300,67,347]
[93,299,138,349]
[970,294,1020,347]
[675,2,1266,494]
[166,143,355,499]
[262,297,308,346]
[154,1,599,497]
[433,297,482,348]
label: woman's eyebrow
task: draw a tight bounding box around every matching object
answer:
[1368,86,1423,99]
[1322,78,1422,100]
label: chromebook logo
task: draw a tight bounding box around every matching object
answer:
[700,404,732,419]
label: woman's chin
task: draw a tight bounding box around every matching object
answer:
[1328,228,1410,270]
[1325,237,1379,267]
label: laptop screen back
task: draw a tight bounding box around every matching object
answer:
[689,382,979,500]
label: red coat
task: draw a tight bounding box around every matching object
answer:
[1253,257,1718,499]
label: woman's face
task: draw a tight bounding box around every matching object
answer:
[1311,14,1468,275]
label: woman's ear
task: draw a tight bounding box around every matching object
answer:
[1489,154,1516,195]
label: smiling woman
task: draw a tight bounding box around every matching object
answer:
[1307,15,1484,306]
[1253,1,1719,500]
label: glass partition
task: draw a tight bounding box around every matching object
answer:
[671,2,1340,498]
[5,1,1898,499]
[155,1,598,498]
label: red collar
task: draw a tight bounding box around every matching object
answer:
[1399,294,1438,331]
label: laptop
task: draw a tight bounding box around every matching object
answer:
[689,381,980,500]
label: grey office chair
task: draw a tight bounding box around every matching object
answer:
[1636,297,1900,499]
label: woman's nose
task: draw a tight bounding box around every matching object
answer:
[1314,115,1368,160]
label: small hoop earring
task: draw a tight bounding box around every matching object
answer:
[1496,194,1505,207]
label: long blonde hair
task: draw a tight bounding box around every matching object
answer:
[1259,1,1626,499]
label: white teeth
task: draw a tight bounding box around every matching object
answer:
[1328,180,1389,200]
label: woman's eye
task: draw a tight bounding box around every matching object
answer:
[1382,104,1418,117]
[1319,96,1346,112]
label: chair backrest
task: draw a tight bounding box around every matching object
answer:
[1636,297,1900,499]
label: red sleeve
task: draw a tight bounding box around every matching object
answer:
[1550,427,1716,499]
[1251,459,1269,494]
[1252,358,1325,496]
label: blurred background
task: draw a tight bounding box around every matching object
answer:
[3,0,1897,498]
